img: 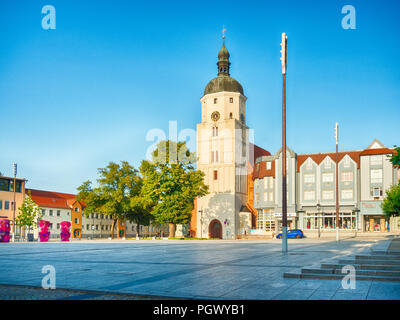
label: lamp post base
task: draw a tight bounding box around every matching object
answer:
[336,227,339,242]
[282,226,288,253]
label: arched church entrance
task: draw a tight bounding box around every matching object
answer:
[209,219,223,239]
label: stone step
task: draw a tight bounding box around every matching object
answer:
[321,263,400,271]
[283,272,400,282]
[355,255,400,260]
[301,268,400,277]
[339,259,400,266]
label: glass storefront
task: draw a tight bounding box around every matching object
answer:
[363,215,389,232]
[302,212,357,230]
[257,209,275,231]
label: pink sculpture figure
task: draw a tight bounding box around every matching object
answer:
[60,221,71,241]
[39,220,50,242]
[0,219,11,243]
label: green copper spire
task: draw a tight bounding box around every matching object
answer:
[217,40,231,76]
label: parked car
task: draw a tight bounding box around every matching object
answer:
[276,229,304,239]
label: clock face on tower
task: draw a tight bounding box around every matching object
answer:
[211,111,220,122]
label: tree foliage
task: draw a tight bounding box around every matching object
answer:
[76,161,143,238]
[17,192,43,234]
[388,146,400,168]
[381,182,400,218]
[140,140,208,235]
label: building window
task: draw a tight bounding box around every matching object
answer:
[42,209,45,215]
[263,192,268,201]
[371,187,383,198]
[57,223,60,229]
[341,189,353,200]
[96,214,98,219]
[371,169,383,183]
[255,193,260,202]
[341,171,353,182]
[214,98,217,104]
[57,210,60,216]
[87,224,90,230]
[49,210,53,216]
[306,158,313,170]
[74,207,79,212]
[304,174,315,183]
[229,97,233,103]
[4,201,9,210]
[268,192,273,202]
[266,161,272,170]
[322,190,334,200]
[343,156,351,168]
[229,112,233,119]
[322,173,334,183]
[304,191,315,201]
[0,200,2,209]
[96,225,98,230]
[324,157,332,169]
[213,170,218,180]
[370,155,382,166]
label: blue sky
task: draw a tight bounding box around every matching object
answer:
[0,0,399,193]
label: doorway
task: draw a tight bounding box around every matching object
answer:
[209,219,222,239]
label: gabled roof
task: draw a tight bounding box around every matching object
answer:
[297,151,362,172]
[360,139,394,156]
[26,189,85,209]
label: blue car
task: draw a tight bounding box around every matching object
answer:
[276,229,304,239]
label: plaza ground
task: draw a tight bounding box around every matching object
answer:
[0,236,399,300]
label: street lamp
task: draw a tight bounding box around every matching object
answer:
[198,209,203,238]
[280,32,288,253]
[353,204,360,237]
[316,202,321,239]
[12,163,17,243]
[335,122,340,242]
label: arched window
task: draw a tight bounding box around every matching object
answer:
[229,112,233,119]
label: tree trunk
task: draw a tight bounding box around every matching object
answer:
[169,223,176,238]
[136,223,140,237]
[111,218,117,239]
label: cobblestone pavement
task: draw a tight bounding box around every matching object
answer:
[0,237,399,300]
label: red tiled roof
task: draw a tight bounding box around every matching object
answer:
[26,189,83,209]
[359,148,395,156]
[253,159,275,179]
[252,143,270,160]
[297,151,362,172]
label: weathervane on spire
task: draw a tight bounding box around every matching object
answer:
[222,26,226,39]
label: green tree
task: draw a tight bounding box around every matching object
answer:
[140,140,208,237]
[381,182,400,218]
[388,146,400,168]
[17,192,43,238]
[77,161,143,239]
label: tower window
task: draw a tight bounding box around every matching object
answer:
[212,126,218,137]
[229,112,233,119]
[214,98,217,104]
[214,170,218,180]
[229,97,233,103]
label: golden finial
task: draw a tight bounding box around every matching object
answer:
[222,26,226,39]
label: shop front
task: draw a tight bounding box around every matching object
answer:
[360,201,389,232]
[274,212,297,231]
[298,207,359,231]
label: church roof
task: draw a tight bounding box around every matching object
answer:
[203,40,244,96]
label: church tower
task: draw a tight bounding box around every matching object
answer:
[196,38,250,239]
